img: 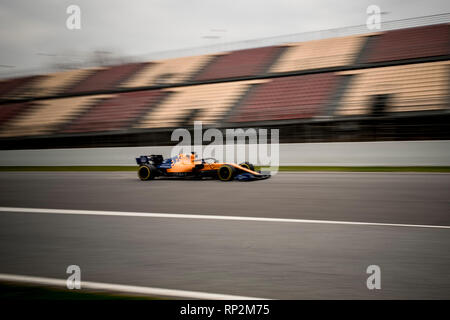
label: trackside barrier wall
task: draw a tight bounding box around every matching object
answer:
[0,140,449,166]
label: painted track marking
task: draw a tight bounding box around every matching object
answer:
[0,273,267,300]
[0,206,449,229]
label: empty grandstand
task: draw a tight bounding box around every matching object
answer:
[136,80,267,128]
[120,55,214,87]
[0,19,448,149]
[229,73,337,122]
[0,75,42,100]
[337,61,450,116]
[269,35,366,73]
[363,24,450,63]
[193,46,285,81]
[64,63,149,94]
[0,95,111,137]
[64,91,166,133]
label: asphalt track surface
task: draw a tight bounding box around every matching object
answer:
[0,172,449,299]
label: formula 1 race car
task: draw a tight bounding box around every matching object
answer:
[136,152,270,181]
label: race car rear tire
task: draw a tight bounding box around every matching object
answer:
[217,165,236,181]
[239,162,255,172]
[138,165,157,181]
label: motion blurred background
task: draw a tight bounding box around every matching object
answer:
[0,1,448,151]
[0,0,449,301]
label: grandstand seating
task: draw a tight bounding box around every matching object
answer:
[193,46,284,81]
[20,68,97,98]
[0,23,448,139]
[269,35,366,73]
[0,76,41,100]
[229,73,338,122]
[136,80,266,128]
[0,95,111,137]
[0,102,29,127]
[65,63,148,94]
[64,90,166,133]
[363,24,450,63]
[336,61,450,116]
[121,55,213,87]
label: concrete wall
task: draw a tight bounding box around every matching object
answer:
[0,140,449,166]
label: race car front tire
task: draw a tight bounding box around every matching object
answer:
[239,162,255,172]
[138,165,157,181]
[217,165,236,181]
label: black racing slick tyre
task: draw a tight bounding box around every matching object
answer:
[138,165,157,181]
[239,162,255,172]
[217,164,236,181]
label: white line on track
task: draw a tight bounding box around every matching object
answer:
[0,206,449,229]
[0,273,267,300]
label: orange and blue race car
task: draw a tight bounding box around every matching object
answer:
[136,152,270,181]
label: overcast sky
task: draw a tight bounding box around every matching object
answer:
[0,0,449,77]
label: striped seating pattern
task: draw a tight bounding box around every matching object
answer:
[64,90,165,133]
[21,69,97,98]
[229,73,338,122]
[269,35,365,73]
[0,76,41,99]
[0,102,29,127]
[364,24,450,63]
[336,61,450,115]
[121,55,213,87]
[193,46,283,81]
[0,95,110,137]
[65,63,148,94]
[0,25,448,136]
[136,80,266,128]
